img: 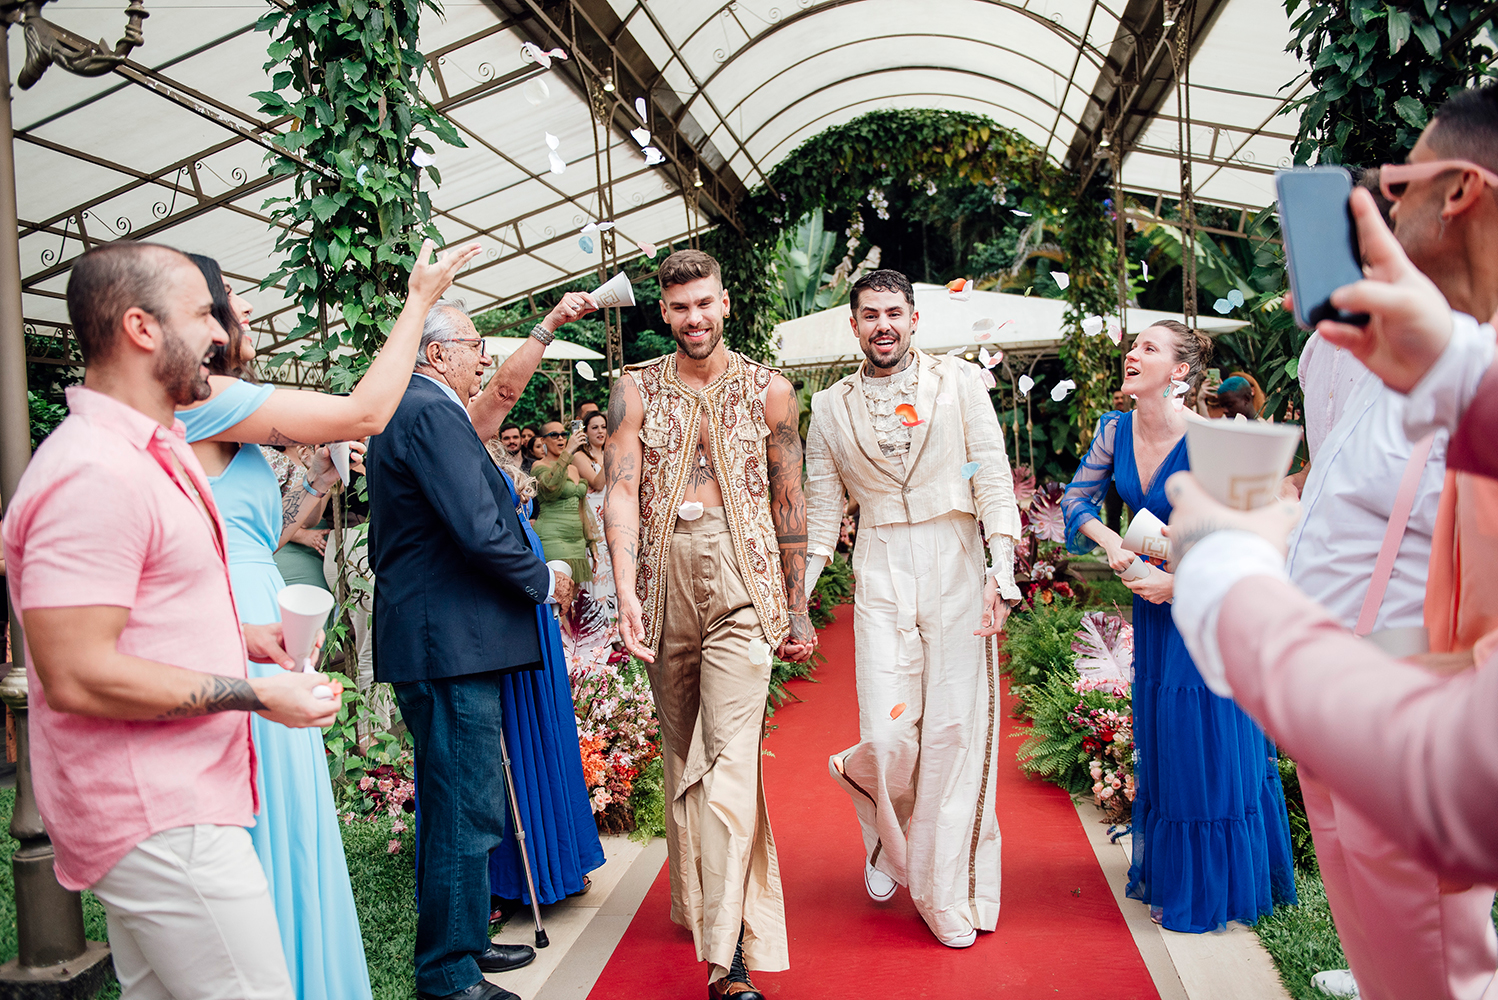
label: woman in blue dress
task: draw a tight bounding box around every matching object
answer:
[482,442,605,905]
[1059,320,1297,933]
[178,244,477,998]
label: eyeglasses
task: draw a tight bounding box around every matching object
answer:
[542,431,568,438]
[1378,159,1498,201]
[444,337,488,357]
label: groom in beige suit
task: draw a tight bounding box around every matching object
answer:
[804,269,1021,948]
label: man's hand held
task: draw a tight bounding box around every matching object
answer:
[252,671,342,728]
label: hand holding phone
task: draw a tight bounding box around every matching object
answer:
[1275,167,1371,331]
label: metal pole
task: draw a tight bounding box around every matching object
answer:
[496,725,548,949]
[0,15,113,998]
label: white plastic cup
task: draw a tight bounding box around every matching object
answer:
[1184,419,1302,510]
[1118,558,1151,582]
[328,442,350,486]
[1120,508,1170,561]
[591,271,636,308]
[277,584,334,672]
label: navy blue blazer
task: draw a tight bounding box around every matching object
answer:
[367,375,552,683]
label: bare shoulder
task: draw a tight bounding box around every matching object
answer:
[606,373,643,435]
[765,373,798,408]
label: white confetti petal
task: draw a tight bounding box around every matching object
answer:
[979,367,996,389]
[1171,379,1190,397]
[635,97,648,120]
[1140,260,1150,282]
[548,150,566,175]
[580,221,599,234]
[630,127,651,147]
[643,146,665,166]
[972,317,995,332]
[1106,318,1123,346]
[936,390,957,407]
[520,42,552,69]
[523,78,550,105]
[1012,209,1032,217]
[1051,379,1076,402]
[746,639,771,666]
[980,347,999,369]
[678,501,704,521]
[1051,271,1071,290]
[575,360,596,381]
[597,221,615,231]
[1018,374,1034,397]
[1080,315,1103,338]
[545,131,560,150]
[637,241,658,258]
[411,147,436,168]
[545,47,568,61]
[945,346,966,357]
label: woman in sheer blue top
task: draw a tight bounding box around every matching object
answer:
[178,244,478,998]
[1059,321,1296,933]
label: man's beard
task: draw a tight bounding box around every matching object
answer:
[672,322,723,360]
[155,323,212,406]
[862,336,911,371]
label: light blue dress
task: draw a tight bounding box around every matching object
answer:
[180,380,372,1000]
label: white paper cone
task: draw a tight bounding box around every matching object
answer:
[277,584,334,671]
[1185,419,1302,510]
[1119,507,1169,561]
[1119,558,1151,582]
[329,442,350,486]
[1365,626,1429,658]
[591,271,635,308]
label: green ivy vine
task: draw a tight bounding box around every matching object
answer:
[1286,0,1497,166]
[720,108,1119,454]
[253,0,464,384]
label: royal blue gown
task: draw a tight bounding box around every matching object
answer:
[179,380,372,999]
[1061,410,1296,932]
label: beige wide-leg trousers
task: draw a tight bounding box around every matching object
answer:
[650,507,788,981]
[830,511,1002,943]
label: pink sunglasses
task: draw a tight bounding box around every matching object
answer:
[1378,159,1498,201]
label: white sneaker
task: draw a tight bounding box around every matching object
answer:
[1312,970,1360,998]
[939,928,977,949]
[864,862,897,901]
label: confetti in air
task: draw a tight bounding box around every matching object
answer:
[1212,298,1232,315]
[575,361,596,381]
[936,390,957,407]
[1171,379,1190,411]
[1018,374,1035,397]
[519,42,568,69]
[895,403,923,427]
[946,277,972,301]
[548,151,566,175]
[578,235,594,253]
[637,241,659,258]
[410,148,436,168]
[945,346,966,357]
[1011,209,1032,217]
[1051,379,1077,402]
[960,461,981,480]
[580,221,598,234]
[1107,318,1123,346]
[523,78,550,105]
[630,127,651,147]
[1051,271,1071,290]
[979,367,997,389]
[635,97,648,120]
[1228,289,1245,307]
[643,146,665,166]
[355,164,371,186]
[1081,315,1104,338]
[1140,260,1150,282]
[747,639,771,666]
[973,317,996,332]
[889,702,907,720]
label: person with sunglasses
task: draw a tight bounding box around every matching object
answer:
[531,420,593,593]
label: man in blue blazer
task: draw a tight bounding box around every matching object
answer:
[367,300,576,1000]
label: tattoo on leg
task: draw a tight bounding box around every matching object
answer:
[159,675,266,719]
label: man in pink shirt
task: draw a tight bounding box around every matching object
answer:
[3,242,339,1000]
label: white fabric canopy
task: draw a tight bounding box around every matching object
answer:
[482,336,604,361]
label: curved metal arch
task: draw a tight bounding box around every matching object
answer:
[736,65,1082,157]
[677,0,1111,102]
[753,92,1060,168]
[705,31,1075,131]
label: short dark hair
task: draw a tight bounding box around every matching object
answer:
[1430,83,1498,173]
[65,242,185,365]
[500,422,520,435]
[658,249,721,290]
[188,253,258,381]
[850,269,915,312]
[523,424,541,436]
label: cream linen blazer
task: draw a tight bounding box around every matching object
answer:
[805,348,1022,558]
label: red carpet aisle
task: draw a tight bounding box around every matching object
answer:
[587,606,1160,998]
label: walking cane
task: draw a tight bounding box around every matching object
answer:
[497,725,549,948]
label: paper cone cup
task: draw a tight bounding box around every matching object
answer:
[1120,508,1169,561]
[1118,558,1151,581]
[592,271,635,308]
[278,584,334,671]
[1185,419,1302,510]
[329,442,350,486]
[1365,626,1428,658]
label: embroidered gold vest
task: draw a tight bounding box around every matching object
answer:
[627,351,789,652]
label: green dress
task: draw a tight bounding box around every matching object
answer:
[532,460,593,584]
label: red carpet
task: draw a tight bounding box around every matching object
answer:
[588,606,1160,998]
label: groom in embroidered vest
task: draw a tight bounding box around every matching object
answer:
[603,249,814,999]
[803,268,1022,949]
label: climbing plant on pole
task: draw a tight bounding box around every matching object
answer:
[716,108,1118,455]
[253,0,464,388]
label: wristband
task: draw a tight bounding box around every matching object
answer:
[302,479,323,498]
[529,322,557,346]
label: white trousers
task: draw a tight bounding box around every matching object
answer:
[831,512,1003,943]
[90,825,294,1000]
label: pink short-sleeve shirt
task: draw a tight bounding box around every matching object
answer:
[3,387,256,890]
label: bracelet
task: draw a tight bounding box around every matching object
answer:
[529,322,556,346]
[302,479,323,498]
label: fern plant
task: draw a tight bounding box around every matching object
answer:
[1000,598,1085,690]
[1012,668,1093,794]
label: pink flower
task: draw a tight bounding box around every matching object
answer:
[391,819,407,834]
[387,839,402,854]
[1099,787,1114,799]
[359,776,374,791]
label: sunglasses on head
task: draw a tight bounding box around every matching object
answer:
[1378,159,1498,201]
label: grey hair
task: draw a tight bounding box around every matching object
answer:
[416,298,470,370]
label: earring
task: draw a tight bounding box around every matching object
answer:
[1162,386,1171,398]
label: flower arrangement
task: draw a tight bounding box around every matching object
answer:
[339,759,417,852]
[1011,467,1079,606]
[569,640,662,833]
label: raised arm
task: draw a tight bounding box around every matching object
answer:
[469,290,597,441]
[201,240,481,446]
[765,375,815,663]
[602,374,650,661]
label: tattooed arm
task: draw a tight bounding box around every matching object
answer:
[765,375,815,663]
[22,606,341,728]
[602,375,653,661]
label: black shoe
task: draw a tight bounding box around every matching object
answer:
[476,942,537,974]
[707,929,765,1000]
[416,982,520,1000]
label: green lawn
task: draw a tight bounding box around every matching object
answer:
[1253,870,1348,999]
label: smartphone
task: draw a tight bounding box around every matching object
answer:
[1206,368,1221,383]
[569,419,583,435]
[1275,166,1370,331]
